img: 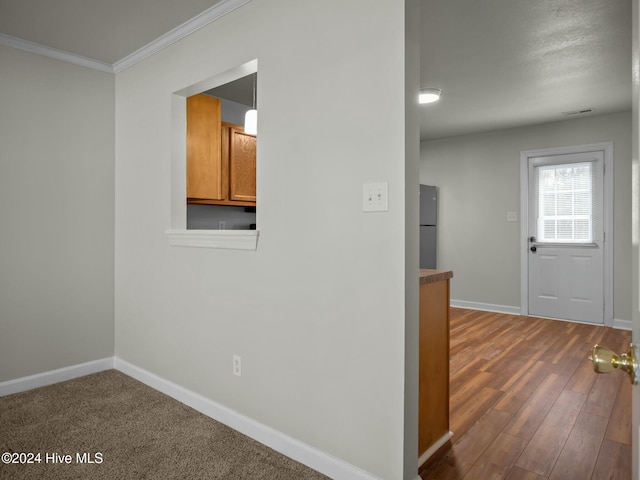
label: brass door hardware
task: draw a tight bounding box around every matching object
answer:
[589,343,638,384]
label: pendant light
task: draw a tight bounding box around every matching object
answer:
[244,74,257,135]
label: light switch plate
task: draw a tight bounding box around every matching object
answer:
[363,182,389,212]
[506,211,518,222]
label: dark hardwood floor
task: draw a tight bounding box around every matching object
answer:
[420,308,632,480]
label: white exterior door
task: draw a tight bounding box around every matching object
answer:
[523,146,609,325]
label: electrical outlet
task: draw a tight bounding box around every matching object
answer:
[233,354,241,376]
[218,220,226,230]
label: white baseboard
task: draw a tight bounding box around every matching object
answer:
[418,431,453,468]
[450,299,521,315]
[0,357,114,397]
[114,358,383,480]
[613,318,632,331]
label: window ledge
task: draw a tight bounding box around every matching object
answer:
[166,229,259,251]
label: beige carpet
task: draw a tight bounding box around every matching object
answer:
[0,370,329,479]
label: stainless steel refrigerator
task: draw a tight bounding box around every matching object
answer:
[420,184,438,269]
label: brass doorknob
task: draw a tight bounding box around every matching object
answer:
[589,343,638,384]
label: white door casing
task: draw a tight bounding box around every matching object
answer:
[631,1,639,477]
[520,143,613,326]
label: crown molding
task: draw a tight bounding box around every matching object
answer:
[112,0,253,74]
[0,0,252,75]
[0,32,114,73]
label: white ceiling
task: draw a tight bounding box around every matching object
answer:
[0,0,632,141]
[0,0,225,64]
[420,0,631,140]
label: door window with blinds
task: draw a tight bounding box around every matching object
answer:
[535,162,594,243]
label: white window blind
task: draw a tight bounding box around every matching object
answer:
[535,162,594,243]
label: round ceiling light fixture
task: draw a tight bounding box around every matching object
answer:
[419,88,442,104]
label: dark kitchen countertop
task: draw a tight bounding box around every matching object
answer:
[420,269,453,285]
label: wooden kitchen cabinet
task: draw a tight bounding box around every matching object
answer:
[227,125,256,203]
[419,269,453,468]
[187,94,256,207]
[186,94,223,201]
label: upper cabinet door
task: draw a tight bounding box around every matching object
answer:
[186,94,223,200]
[229,128,256,203]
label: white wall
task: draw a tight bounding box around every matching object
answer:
[0,45,115,380]
[421,111,632,321]
[115,1,416,479]
[404,0,421,474]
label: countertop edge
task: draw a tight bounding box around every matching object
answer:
[420,269,453,284]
